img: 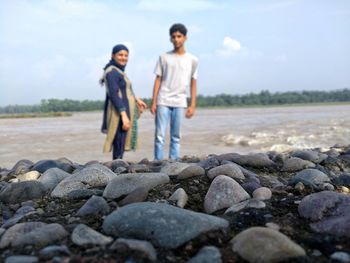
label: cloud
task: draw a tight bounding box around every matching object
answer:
[137,0,218,12]
[216,37,242,58]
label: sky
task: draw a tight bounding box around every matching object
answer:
[0,0,349,106]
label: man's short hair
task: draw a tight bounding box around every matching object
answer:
[169,23,187,36]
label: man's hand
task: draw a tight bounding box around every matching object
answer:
[151,103,157,115]
[186,106,195,118]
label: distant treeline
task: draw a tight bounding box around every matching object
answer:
[1,89,350,114]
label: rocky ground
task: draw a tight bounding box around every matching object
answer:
[0,145,350,263]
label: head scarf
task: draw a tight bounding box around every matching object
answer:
[103,44,129,71]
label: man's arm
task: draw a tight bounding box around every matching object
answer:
[186,78,196,118]
[151,75,161,115]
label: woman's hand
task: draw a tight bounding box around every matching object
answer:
[136,98,147,113]
[120,112,130,131]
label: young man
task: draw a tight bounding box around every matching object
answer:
[151,23,198,160]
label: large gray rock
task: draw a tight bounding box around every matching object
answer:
[298,191,350,237]
[160,162,190,176]
[11,223,68,248]
[0,181,46,204]
[2,206,36,229]
[177,165,205,179]
[332,173,350,187]
[291,150,328,164]
[281,157,316,172]
[217,153,276,168]
[289,169,330,189]
[207,163,245,180]
[16,171,40,182]
[71,224,112,246]
[76,195,110,217]
[119,187,149,206]
[231,227,306,263]
[9,159,33,176]
[204,175,250,214]
[51,164,116,198]
[103,202,229,249]
[5,256,38,263]
[31,159,74,173]
[103,173,169,199]
[111,238,157,262]
[0,222,46,248]
[38,168,70,191]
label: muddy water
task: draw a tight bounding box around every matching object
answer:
[1,104,349,169]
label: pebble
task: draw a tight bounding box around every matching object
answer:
[330,251,350,263]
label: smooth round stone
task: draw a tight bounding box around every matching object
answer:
[177,165,205,179]
[103,173,169,199]
[39,245,71,260]
[217,153,276,168]
[281,157,316,172]
[103,202,229,249]
[247,199,266,209]
[0,222,46,249]
[197,157,220,170]
[169,188,188,208]
[224,200,250,214]
[204,175,250,214]
[10,159,33,175]
[290,169,330,188]
[241,181,261,195]
[294,182,305,191]
[0,181,46,204]
[291,150,328,163]
[340,186,349,193]
[110,238,157,262]
[207,163,245,180]
[76,195,110,217]
[252,187,272,201]
[31,159,73,173]
[71,224,113,246]
[330,252,350,263]
[5,256,38,263]
[320,183,335,191]
[119,187,149,206]
[51,164,116,198]
[231,227,306,263]
[187,246,222,263]
[11,223,68,248]
[16,171,40,182]
[160,162,190,176]
[38,168,70,191]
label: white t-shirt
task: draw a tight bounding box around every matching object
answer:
[154,51,198,107]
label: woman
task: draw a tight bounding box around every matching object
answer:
[100,44,147,159]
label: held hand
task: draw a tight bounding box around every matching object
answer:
[121,114,131,131]
[151,103,157,115]
[136,99,147,113]
[186,106,195,119]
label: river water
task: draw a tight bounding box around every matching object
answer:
[1,104,349,169]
